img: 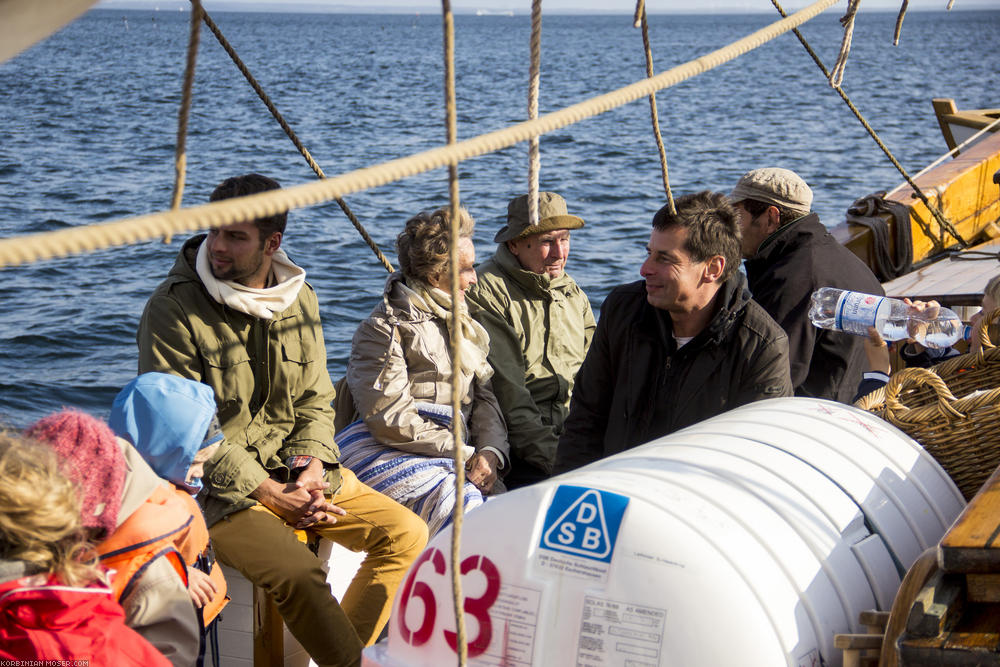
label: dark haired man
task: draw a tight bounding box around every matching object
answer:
[137,173,427,667]
[730,167,883,403]
[555,191,792,473]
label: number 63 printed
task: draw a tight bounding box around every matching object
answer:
[396,547,502,658]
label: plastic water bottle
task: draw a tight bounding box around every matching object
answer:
[808,287,964,349]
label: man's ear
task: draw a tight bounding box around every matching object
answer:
[263,231,282,256]
[766,206,782,234]
[704,255,726,283]
[506,239,520,257]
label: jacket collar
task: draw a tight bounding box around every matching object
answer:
[640,271,751,350]
[493,243,574,297]
[380,271,435,324]
[748,212,822,265]
[166,235,303,320]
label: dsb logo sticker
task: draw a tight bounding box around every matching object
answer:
[539,485,629,563]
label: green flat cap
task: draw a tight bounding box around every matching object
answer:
[494,192,585,243]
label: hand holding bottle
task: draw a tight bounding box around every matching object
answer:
[809,288,963,350]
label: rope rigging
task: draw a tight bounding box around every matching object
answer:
[198,4,395,273]
[440,1,468,663]
[0,0,843,270]
[527,0,543,225]
[634,0,676,214]
[169,0,203,231]
[770,0,969,253]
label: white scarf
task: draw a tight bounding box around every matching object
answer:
[401,279,493,382]
[195,240,306,319]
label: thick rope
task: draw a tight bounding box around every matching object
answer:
[169,0,203,223]
[829,0,860,86]
[527,0,542,225]
[0,0,842,269]
[440,2,467,664]
[636,0,675,213]
[199,7,394,273]
[771,0,967,251]
[893,0,909,45]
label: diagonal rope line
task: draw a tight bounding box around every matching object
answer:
[771,0,966,251]
[0,0,841,269]
[199,6,394,272]
[635,0,675,214]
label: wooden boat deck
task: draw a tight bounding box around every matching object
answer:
[896,464,1000,665]
[881,238,1000,306]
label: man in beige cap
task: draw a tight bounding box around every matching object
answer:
[730,167,882,403]
[466,192,595,488]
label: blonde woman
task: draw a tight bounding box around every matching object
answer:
[0,432,169,665]
[338,207,510,535]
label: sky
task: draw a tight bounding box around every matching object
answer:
[96,0,990,14]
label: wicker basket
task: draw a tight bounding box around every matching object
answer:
[855,309,1000,410]
[854,310,1000,500]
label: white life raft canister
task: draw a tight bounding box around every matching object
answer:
[362,397,964,667]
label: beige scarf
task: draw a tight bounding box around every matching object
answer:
[402,279,493,381]
[195,241,306,319]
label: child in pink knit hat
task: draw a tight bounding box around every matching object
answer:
[26,410,201,667]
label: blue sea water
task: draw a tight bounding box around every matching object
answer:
[0,8,997,427]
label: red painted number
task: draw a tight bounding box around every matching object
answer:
[397,547,502,658]
[397,547,446,645]
[444,555,502,657]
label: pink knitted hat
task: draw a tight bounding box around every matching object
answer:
[25,410,126,539]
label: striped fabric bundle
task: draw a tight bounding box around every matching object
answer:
[335,404,485,536]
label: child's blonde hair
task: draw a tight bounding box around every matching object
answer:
[0,431,100,587]
[985,274,1000,306]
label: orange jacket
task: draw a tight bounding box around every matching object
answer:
[98,483,228,623]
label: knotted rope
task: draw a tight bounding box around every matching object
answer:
[169,0,203,228]
[771,0,967,252]
[527,0,543,225]
[634,0,675,214]
[440,1,468,663]
[199,6,394,273]
[0,0,842,269]
[829,0,860,86]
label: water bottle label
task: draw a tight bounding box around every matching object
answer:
[834,291,884,336]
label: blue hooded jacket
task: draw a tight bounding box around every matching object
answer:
[109,373,222,494]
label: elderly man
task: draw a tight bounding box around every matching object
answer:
[730,167,883,403]
[467,192,595,488]
[137,173,427,667]
[555,191,792,473]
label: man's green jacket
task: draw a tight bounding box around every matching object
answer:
[137,235,341,527]
[466,244,595,475]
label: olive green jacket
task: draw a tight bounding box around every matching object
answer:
[137,235,341,527]
[466,245,595,474]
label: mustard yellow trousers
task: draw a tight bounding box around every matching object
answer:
[210,468,428,667]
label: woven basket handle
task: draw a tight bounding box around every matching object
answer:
[971,307,1000,357]
[884,367,964,421]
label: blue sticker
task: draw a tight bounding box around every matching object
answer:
[539,485,630,563]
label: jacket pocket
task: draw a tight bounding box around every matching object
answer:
[201,343,252,416]
[281,338,314,365]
